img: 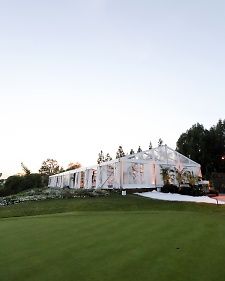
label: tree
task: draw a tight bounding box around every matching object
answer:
[4,175,24,195]
[176,120,225,177]
[21,162,31,175]
[116,146,125,159]
[2,173,43,196]
[130,149,135,155]
[0,173,4,188]
[149,141,153,150]
[176,123,209,176]
[104,153,112,162]
[97,150,104,164]
[176,123,206,163]
[158,138,163,146]
[59,167,65,173]
[66,162,81,171]
[208,119,225,174]
[39,159,60,175]
[137,146,142,153]
[23,173,43,189]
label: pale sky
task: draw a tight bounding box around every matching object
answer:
[1,0,225,178]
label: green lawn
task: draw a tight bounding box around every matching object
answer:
[1,195,225,281]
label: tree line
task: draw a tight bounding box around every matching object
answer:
[97,139,163,164]
[0,160,81,196]
[176,119,225,178]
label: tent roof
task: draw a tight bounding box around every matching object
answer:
[49,145,200,178]
[125,145,200,166]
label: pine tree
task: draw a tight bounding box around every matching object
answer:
[158,138,163,146]
[97,150,104,164]
[149,141,152,150]
[116,146,125,159]
[137,146,142,153]
[130,149,135,155]
[21,162,31,175]
[105,153,112,162]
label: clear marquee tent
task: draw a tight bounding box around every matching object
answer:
[48,145,202,190]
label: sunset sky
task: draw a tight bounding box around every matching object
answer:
[1,0,225,178]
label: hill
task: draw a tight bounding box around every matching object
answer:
[1,194,225,281]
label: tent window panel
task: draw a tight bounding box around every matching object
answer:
[92,170,97,187]
[80,172,85,188]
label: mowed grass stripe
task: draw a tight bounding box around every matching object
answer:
[0,210,225,281]
[0,194,225,219]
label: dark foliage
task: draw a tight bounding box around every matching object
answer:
[161,183,205,197]
[0,174,44,197]
[207,189,219,196]
[176,119,225,178]
[161,184,179,194]
[210,172,225,193]
[1,176,24,196]
[179,185,205,197]
[97,150,104,164]
[137,146,142,153]
[116,146,125,159]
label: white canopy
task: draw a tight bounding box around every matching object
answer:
[48,145,201,189]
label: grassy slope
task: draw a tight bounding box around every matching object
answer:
[1,195,225,281]
[0,194,224,218]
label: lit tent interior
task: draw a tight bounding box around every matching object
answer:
[48,145,201,190]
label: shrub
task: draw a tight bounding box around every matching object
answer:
[179,185,193,195]
[73,189,95,197]
[179,185,205,196]
[3,176,24,195]
[207,189,219,196]
[93,189,110,196]
[41,174,49,186]
[62,187,74,199]
[1,174,44,197]
[23,174,43,189]
[192,186,205,196]
[161,184,179,194]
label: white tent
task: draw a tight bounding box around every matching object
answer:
[48,145,201,190]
